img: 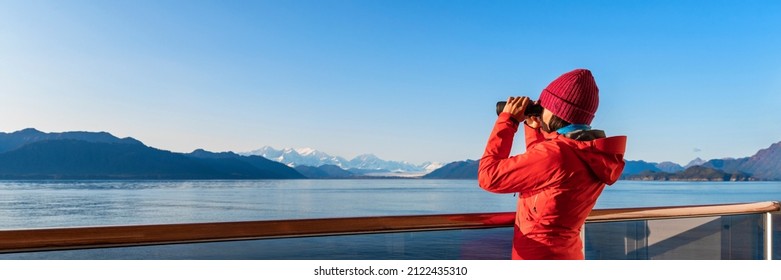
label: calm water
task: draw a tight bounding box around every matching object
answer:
[1,179,780,230]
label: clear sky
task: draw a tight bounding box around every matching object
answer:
[1,0,780,166]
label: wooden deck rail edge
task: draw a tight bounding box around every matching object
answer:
[587,201,780,222]
[0,201,778,254]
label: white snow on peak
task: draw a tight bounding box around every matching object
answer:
[423,162,445,172]
[294,147,317,156]
[242,146,444,174]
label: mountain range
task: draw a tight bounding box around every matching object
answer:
[622,158,713,175]
[620,141,781,181]
[0,128,778,181]
[0,128,142,153]
[242,146,443,174]
[0,129,304,179]
[699,141,781,180]
[421,140,781,181]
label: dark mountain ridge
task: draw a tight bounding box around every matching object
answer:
[622,160,662,176]
[0,128,142,153]
[423,160,478,179]
[701,142,781,180]
[0,129,305,179]
[186,149,305,179]
[295,164,355,179]
[0,140,214,179]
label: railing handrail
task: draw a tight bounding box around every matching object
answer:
[588,201,780,222]
[0,201,778,254]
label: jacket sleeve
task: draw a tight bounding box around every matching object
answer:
[478,113,563,194]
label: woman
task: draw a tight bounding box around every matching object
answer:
[478,69,627,260]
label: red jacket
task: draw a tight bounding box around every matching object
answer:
[478,113,626,260]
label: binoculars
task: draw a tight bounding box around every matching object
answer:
[496,101,543,117]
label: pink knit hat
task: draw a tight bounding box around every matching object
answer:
[539,69,599,125]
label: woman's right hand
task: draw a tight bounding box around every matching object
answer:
[525,100,542,129]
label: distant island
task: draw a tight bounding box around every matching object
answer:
[0,128,779,181]
[620,165,753,181]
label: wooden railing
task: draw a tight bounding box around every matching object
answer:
[0,201,778,254]
[587,201,780,222]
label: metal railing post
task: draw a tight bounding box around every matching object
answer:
[581,224,586,259]
[766,212,773,260]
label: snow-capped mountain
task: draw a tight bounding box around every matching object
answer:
[242,146,439,173]
[243,146,348,168]
[421,161,445,173]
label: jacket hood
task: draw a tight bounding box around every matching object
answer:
[559,130,627,185]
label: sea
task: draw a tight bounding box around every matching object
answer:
[0,179,779,259]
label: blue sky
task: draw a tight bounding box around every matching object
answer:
[1,0,780,165]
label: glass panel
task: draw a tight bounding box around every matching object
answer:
[585,214,765,260]
[0,227,513,260]
[584,220,648,260]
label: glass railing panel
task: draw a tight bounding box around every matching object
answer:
[0,227,513,260]
[720,214,766,260]
[585,214,765,260]
[584,220,648,260]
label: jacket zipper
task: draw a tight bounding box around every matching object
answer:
[532,194,539,213]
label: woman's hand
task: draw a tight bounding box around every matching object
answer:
[525,100,542,129]
[502,96,531,123]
